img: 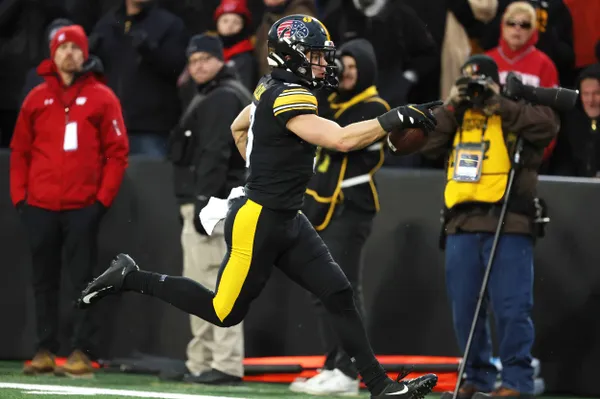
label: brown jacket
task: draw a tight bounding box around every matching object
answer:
[421,95,559,235]
[253,0,317,77]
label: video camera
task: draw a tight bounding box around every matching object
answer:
[503,72,578,112]
[467,77,494,106]
[454,76,495,109]
[456,72,579,113]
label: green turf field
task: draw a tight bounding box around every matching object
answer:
[0,361,587,399]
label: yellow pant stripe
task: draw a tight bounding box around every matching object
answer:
[213,199,262,322]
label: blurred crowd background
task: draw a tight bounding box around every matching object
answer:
[0,0,598,172]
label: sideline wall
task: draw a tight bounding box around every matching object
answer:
[0,153,598,396]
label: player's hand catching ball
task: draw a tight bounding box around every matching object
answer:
[377,100,444,134]
[379,100,444,156]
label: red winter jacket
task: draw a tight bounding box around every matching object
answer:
[10,58,129,211]
[487,29,559,161]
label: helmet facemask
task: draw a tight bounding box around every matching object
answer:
[268,35,338,89]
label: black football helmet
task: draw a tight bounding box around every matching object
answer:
[267,14,338,89]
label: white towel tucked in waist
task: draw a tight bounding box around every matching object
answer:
[199,186,246,235]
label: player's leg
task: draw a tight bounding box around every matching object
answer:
[316,210,372,377]
[181,214,244,383]
[78,197,278,327]
[276,213,437,399]
[295,211,373,395]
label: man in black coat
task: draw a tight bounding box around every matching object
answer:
[167,34,250,385]
[549,64,600,176]
[90,0,188,156]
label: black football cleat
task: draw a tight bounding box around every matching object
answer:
[371,372,438,399]
[405,373,439,398]
[78,253,139,308]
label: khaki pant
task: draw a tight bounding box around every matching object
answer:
[180,204,244,377]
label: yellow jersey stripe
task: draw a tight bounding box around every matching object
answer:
[273,93,317,109]
[282,87,310,93]
[274,106,317,116]
[212,199,262,322]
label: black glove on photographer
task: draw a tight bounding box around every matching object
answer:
[193,197,209,236]
[377,101,443,133]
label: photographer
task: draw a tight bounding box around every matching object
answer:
[292,38,389,397]
[420,55,559,399]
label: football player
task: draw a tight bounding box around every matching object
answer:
[79,14,441,399]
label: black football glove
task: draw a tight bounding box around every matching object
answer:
[377,100,443,133]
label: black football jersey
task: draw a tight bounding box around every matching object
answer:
[244,69,319,210]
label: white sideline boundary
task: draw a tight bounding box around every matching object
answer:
[0,383,246,399]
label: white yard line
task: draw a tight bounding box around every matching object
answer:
[0,383,247,399]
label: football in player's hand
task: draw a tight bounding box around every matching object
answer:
[387,127,427,156]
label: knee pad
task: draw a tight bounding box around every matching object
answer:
[219,313,244,328]
[321,286,355,314]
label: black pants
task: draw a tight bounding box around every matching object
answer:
[315,206,374,379]
[0,109,17,148]
[22,204,103,355]
[128,196,384,380]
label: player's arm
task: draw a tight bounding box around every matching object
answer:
[276,87,383,151]
[273,86,441,152]
[231,104,252,161]
[286,101,444,153]
[287,115,386,152]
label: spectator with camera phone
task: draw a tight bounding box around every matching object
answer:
[419,54,559,399]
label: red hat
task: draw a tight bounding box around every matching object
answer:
[50,25,89,60]
[214,0,252,26]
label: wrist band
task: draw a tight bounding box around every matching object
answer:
[377,108,402,132]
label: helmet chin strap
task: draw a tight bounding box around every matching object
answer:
[267,53,285,67]
[267,54,295,75]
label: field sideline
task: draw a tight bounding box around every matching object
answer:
[0,361,589,399]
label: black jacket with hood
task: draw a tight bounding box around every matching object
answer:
[319,0,438,107]
[549,64,600,177]
[172,64,250,204]
[303,39,389,231]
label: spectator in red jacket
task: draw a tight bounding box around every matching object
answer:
[10,25,128,378]
[486,1,559,162]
